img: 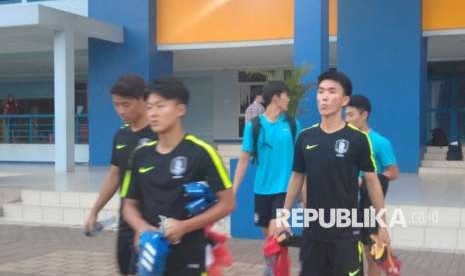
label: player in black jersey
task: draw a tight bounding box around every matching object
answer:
[122,77,235,276]
[279,71,390,276]
[84,74,156,276]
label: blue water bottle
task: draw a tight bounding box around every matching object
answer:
[137,231,171,276]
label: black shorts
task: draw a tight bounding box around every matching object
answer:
[300,238,364,276]
[359,173,390,244]
[254,193,286,228]
[164,231,207,276]
[117,228,138,275]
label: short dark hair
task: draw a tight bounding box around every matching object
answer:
[144,77,189,105]
[262,81,289,106]
[317,70,353,96]
[109,74,145,99]
[348,94,372,115]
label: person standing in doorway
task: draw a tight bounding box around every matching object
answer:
[245,90,265,122]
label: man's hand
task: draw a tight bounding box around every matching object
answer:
[377,227,391,247]
[272,217,293,238]
[84,212,98,232]
[164,218,187,244]
[134,225,158,252]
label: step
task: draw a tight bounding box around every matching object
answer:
[20,190,120,209]
[2,202,119,226]
[421,160,465,168]
[419,167,465,174]
[0,188,21,205]
[387,205,465,252]
[1,189,231,234]
[217,144,242,151]
[423,152,446,161]
[426,146,465,154]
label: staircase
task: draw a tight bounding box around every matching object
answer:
[419,146,465,174]
[0,189,119,227]
[217,143,242,174]
[0,189,231,234]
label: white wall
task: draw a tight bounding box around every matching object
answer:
[0,144,88,163]
[175,70,240,141]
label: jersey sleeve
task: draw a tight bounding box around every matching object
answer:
[120,149,141,200]
[359,133,376,173]
[292,132,306,173]
[241,120,254,153]
[378,138,397,168]
[110,132,118,166]
[201,147,233,193]
[295,119,302,139]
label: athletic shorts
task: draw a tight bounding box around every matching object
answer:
[116,228,137,275]
[359,173,390,245]
[300,238,364,276]
[254,193,286,228]
[164,231,207,276]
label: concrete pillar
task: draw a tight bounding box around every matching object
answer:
[293,0,329,127]
[53,28,75,172]
[338,0,426,172]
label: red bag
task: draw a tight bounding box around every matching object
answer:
[263,236,290,276]
[205,226,233,276]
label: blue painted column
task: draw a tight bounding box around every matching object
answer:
[294,0,329,127]
[88,0,172,165]
[338,0,426,172]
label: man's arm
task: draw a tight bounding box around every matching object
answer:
[383,164,399,181]
[84,165,120,231]
[364,172,390,245]
[164,189,235,243]
[300,176,307,207]
[122,198,154,234]
[232,151,250,194]
[122,198,157,250]
[271,172,305,235]
[283,172,305,210]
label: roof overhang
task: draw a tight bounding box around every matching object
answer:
[0,4,123,43]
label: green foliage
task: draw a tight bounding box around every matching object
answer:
[248,66,312,117]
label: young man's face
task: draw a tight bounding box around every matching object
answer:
[345,106,367,129]
[273,92,290,112]
[317,79,349,117]
[145,93,186,134]
[112,94,145,124]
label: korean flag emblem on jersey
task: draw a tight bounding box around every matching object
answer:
[170,156,187,178]
[335,139,349,157]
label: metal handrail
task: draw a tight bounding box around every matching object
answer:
[0,114,88,144]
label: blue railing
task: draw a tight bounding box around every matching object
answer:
[0,114,88,144]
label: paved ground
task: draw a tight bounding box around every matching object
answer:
[0,224,463,276]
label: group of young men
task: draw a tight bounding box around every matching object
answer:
[84,69,397,276]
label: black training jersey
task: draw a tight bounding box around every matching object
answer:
[293,123,376,242]
[110,125,156,182]
[121,134,232,232]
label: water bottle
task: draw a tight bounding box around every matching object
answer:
[84,216,118,237]
[137,231,171,276]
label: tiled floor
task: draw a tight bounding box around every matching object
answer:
[0,225,464,276]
